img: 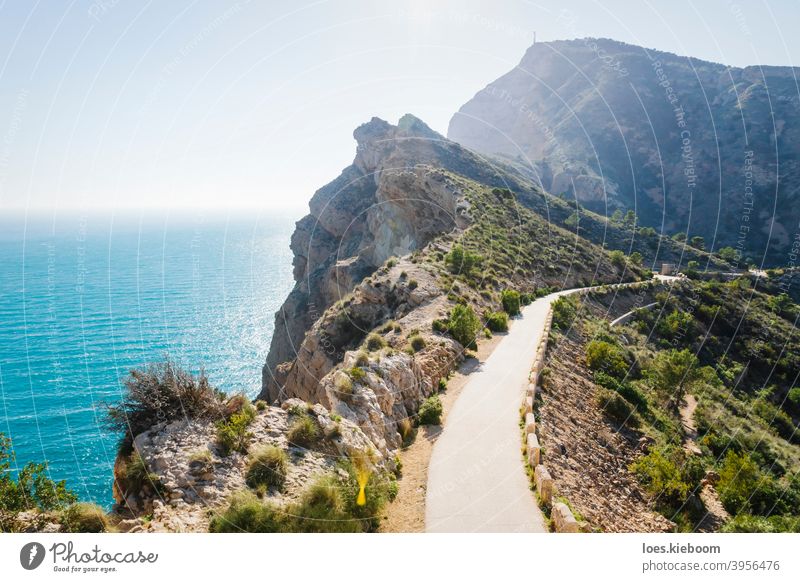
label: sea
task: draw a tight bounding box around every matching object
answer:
[0,209,296,506]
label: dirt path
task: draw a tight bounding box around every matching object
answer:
[680,394,702,455]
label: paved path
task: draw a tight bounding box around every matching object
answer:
[426,276,677,532]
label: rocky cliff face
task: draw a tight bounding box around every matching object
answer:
[262,115,531,400]
[449,38,800,265]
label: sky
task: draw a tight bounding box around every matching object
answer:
[0,0,797,213]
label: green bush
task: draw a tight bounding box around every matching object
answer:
[609,250,626,266]
[486,311,509,332]
[593,371,647,409]
[586,340,628,378]
[520,292,534,306]
[551,295,578,329]
[500,289,521,315]
[215,402,256,456]
[287,413,320,448]
[410,335,426,352]
[447,304,481,348]
[630,446,693,507]
[596,388,636,426]
[717,451,775,515]
[245,445,288,490]
[209,490,284,533]
[721,514,800,533]
[645,348,702,406]
[60,503,109,533]
[418,395,443,425]
[445,244,482,275]
[0,433,77,528]
[365,333,386,352]
[348,366,366,382]
[408,279,418,290]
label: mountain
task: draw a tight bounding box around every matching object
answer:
[448,38,800,266]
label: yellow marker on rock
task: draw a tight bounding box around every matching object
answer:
[352,451,373,506]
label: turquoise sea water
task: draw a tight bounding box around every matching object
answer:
[0,210,295,506]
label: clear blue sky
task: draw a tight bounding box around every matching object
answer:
[0,0,797,212]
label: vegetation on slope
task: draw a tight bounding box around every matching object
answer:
[551,277,800,532]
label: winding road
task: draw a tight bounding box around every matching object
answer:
[425,276,676,532]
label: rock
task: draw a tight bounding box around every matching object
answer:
[534,464,554,506]
[552,502,579,533]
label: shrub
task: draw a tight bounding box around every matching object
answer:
[348,366,366,382]
[209,490,284,533]
[586,340,628,379]
[609,250,625,266]
[255,400,267,411]
[333,373,354,399]
[365,333,386,352]
[410,335,426,352]
[106,358,224,452]
[418,395,443,425]
[630,446,692,507]
[60,503,109,533]
[486,311,509,332]
[717,451,764,515]
[432,318,448,333]
[445,244,482,275]
[551,295,577,329]
[354,351,369,366]
[500,289,521,315]
[593,371,647,409]
[448,304,481,348]
[596,388,636,426]
[0,433,77,530]
[117,451,160,496]
[245,445,288,490]
[721,514,800,533]
[216,402,256,456]
[646,349,701,406]
[287,413,320,448]
[520,292,534,306]
[408,279,418,290]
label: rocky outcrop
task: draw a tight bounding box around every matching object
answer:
[449,38,800,264]
[263,115,532,399]
[113,399,380,532]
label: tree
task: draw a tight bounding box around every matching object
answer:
[624,210,637,227]
[445,244,482,276]
[639,226,657,237]
[609,250,626,267]
[647,349,701,408]
[447,304,481,348]
[629,251,643,266]
[717,246,738,263]
[672,232,687,242]
[586,340,628,379]
[500,289,521,316]
[611,209,624,223]
[690,236,705,250]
